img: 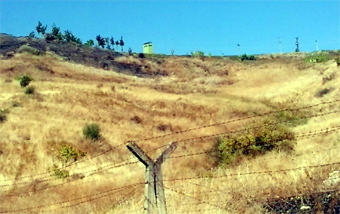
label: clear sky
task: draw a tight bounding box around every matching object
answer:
[1,0,339,55]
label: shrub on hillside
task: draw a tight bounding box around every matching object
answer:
[49,164,69,179]
[138,53,145,58]
[18,74,33,87]
[24,86,35,94]
[240,54,256,61]
[57,143,87,164]
[216,117,296,166]
[305,52,331,63]
[18,45,42,56]
[83,123,101,141]
[191,51,204,58]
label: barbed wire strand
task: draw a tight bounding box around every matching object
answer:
[34,182,144,213]
[1,161,141,195]
[164,161,340,182]
[297,125,340,137]
[174,110,340,144]
[0,182,144,213]
[2,100,339,182]
[0,143,127,182]
[1,161,141,196]
[146,110,340,155]
[2,114,339,190]
[163,185,228,211]
[132,99,340,143]
[168,131,340,160]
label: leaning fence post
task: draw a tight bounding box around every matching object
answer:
[126,141,177,214]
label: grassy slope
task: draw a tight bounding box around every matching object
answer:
[0,52,339,213]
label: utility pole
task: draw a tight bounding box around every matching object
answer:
[126,141,177,214]
[295,37,300,52]
[315,40,319,51]
[277,37,282,53]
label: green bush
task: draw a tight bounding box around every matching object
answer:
[57,143,87,164]
[305,52,331,63]
[138,53,145,58]
[240,54,256,61]
[216,118,296,166]
[18,74,33,87]
[83,123,101,141]
[49,164,69,179]
[191,51,204,58]
[24,86,35,94]
[18,45,42,56]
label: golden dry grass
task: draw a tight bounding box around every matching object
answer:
[0,52,339,213]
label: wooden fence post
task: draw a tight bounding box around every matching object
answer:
[126,141,177,214]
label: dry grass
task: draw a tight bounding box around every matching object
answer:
[0,52,339,213]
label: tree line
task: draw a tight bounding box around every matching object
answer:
[29,21,126,52]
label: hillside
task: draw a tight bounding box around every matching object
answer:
[0,36,339,213]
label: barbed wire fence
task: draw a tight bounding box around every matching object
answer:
[1,99,339,213]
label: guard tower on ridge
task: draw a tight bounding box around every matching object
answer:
[143,42,153,54]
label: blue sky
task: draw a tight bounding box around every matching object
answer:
[1,1,339,55]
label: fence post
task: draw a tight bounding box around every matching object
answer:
[126,141,177,214]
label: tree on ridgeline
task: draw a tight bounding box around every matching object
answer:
[28,31,35,38]
[119,36,124,52]
[110,37,115,51]
[84,39,94,47]
[105,37,111,49]
[51,24,63,40]
[115,40,120,51]
[36,21,47,36]
[96,35,106,48]
[64,30,82,44]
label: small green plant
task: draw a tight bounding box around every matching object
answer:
[305,52,331,63]
[83,123,101,141]
[191,51,204,58]
[240,54,256,61]
[57,143,87,164]
[18,74,33,87]
[49,164,69,179]
[216,117,296,166]
[24,86,35,94]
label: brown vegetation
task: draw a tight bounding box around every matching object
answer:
[0,37,339,213]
